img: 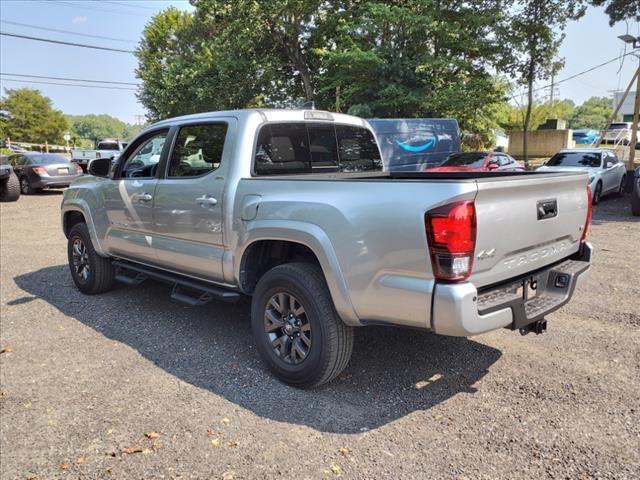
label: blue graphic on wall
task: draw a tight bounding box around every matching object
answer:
[394,136,438,152]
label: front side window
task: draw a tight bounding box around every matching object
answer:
[168,123,228,178]
[120,132,167,178]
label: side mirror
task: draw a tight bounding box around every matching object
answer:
[605,161,613,169]
[88,157,111,177]
[487,162,499,171]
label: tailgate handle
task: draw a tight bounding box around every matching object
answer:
[537,199,557,220]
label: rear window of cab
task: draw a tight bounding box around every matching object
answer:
[254,122,382,175]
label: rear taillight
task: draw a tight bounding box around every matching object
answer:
[32,166,46,176]
[425,201,476,281]
[96,152,101,159]
[582,186,592,242]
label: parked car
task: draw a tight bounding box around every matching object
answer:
[632,166,640,216]
[572,129,598,145]
[601,122,633,146]
[71,139,126,172]
[427,151,525,172]
[0,160,20,202]
[7,152,83,195]
[61,109,592,388]
[368,118,461,171]
[537,148,626,205]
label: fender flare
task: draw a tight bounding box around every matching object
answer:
[234,220,361,326]
[61,201,107,257]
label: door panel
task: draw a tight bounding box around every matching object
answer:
[152,120,235,282]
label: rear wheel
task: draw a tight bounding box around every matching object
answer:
[618,175,626,196]
[251,262,353,388]
[67,223,114,294]
[0,173,20,202]
[20,176,39,195]
[592,182,602,205]
[632,193,640,216]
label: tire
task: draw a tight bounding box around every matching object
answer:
[251,262,354,388]
[618,175,626,196]
[592,182,602,205]
[632,194,640,216]
[0,173,20,202]
[19,176,39,195]
[67,223,115,294]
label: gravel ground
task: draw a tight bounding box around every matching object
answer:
[1,191,638,479]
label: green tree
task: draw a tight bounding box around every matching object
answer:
[0,88,68,144]
[590,0,640,25]
[505,0,586,167]
[498,98,575,132]
[67,114,139,143]
[569,96,613,130]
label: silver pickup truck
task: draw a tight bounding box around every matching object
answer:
[61,109,593,388]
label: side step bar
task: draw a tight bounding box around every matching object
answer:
[113,260,241,305]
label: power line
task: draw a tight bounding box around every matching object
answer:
[0,78,138,91]
[509,52,635,101]
[1,72,140,86]
[101,1,161,11]
[37,0,151,17]
[0,31,135,53]
[0,20,137,44]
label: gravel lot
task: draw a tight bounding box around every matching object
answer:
[1,191,638,479]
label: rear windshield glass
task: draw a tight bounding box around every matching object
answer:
[546,152,601,168]
[441,152,486,168]
[97,142,120,150]
[608,123,629,130]
[27,154,70,165]
[254,122,382,175]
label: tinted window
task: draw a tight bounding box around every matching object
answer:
[308,123,339,171]
[336,125,382,172]
[26,154,70,165]
[441,152,487,168]
[121,132,167,178]
[97,141,120,151]
[497,154,510,166]
[254,123,382,175]
[546,152,601,168]
[168,124,228,178]
[255,123,310,175]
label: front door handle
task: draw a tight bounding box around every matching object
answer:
[196,195,218,207]
[133,192,153,202]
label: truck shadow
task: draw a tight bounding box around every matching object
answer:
[14,265,502,434]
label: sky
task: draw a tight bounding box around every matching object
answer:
[0,0,638,124]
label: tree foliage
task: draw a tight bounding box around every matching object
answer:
[590,0,640,25]
[499,98,575,132]
[136,0,513,138]
[67,114,141,144]
[569,96,613,130]
[0,88,68,144]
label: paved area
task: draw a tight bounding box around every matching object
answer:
[1,192,638,479]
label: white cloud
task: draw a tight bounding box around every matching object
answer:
[72,16,88,24]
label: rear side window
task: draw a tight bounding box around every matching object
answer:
[254,122,382,175]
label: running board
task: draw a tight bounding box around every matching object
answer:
[112,260,241,305]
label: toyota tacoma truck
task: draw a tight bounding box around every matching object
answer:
[60,109,593,388]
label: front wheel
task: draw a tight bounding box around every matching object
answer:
[251,262,354,388]
[67,223,115,294]
[618,175,626,196]
[592,182,602,205]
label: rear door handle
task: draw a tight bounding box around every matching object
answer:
[196,195,218,207]
[133,193,153,202]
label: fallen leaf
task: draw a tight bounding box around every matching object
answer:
[0,347,14,354]
[59,463,69,470]
[26,476,37,480]
[222,471,235,480]
[76,456,85,465]
[106,468,113,475]
[210,437,221,446]
[206,428,221,436]
[107,452,117,457]
[122,446,143,454]
[330,463,342,476]
[220,418,230,425]
[338,447,350,457]
[142,448,152,455]
[151,443,161,451]
[144,431,160,439]
[228,441,240,448]
[107,429,114,435]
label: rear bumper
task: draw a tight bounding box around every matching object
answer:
[32,175,79,189]
[431,242,592,337]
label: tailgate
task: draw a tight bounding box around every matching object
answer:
[470,172,589,288]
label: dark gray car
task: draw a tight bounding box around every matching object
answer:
[7,153,82,195]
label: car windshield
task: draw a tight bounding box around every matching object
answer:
[28,154,70,165]
[546,152,601,168]
[441,152,486,167]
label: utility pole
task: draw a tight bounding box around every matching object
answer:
[549,73,555,107]
[629,61,640,171]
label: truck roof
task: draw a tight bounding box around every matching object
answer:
[146,109,370,130]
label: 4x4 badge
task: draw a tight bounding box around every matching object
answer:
[477,248,496,260]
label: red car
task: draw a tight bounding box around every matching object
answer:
[427,151,525,172]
